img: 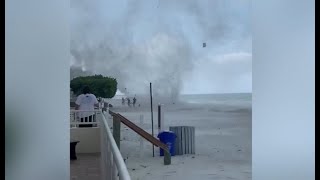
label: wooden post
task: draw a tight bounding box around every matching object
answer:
[164,149,171,165]
[158,104,161,132]
[113,116,121,149]
[150,82,155,157]
[161,105,164,131]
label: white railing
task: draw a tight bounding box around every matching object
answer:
[70,108,131,180]
[70,109,100,128]
[100,109,131,180]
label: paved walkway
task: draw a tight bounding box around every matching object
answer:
[70,153,101,180]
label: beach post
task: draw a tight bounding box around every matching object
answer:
[158,104,162,132]
[150,82,155,157]
[164,149,171,165]
[113,116,121,149]
[161,105,164,131]
[139,114,144,158]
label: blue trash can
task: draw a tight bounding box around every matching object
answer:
[157,131,176,156]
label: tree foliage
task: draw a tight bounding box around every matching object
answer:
[70,75,117,98]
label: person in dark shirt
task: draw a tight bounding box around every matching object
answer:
[133,97,137,106]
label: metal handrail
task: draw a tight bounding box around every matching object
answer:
[100,111,131,180]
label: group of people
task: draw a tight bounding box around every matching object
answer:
[122,96,137,107]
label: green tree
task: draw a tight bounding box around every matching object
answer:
[70,75,117,98]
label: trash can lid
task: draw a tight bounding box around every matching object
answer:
[157,131,176,138]
[158,130,174,135]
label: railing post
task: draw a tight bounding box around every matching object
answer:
[100,115,107,180]
[113,116,121,149]
[112,156,118,180]
[107,142,112,180]
[94,111,97,127]
[111,154,114,180]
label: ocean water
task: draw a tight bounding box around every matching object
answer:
[180,93,252,108]
[180,93,252,104]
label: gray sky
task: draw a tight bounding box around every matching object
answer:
[71,0,251,95]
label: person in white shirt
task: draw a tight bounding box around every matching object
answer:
[75,86,99,127]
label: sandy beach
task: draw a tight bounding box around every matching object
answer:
[107,93,252,180]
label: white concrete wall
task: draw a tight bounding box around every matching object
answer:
[70,127,101,153]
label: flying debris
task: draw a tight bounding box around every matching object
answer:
[203,43,206,48]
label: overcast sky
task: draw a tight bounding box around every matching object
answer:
[71,0,251,95]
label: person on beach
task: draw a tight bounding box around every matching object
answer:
[133,97,137,106]
[127,98,131,107]
[75,86,99,128]
[122,97,125,105]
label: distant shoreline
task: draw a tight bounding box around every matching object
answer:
[180,92,252,95]
[113,92,252,97]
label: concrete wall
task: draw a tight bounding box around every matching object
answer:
[70,127,101,153]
